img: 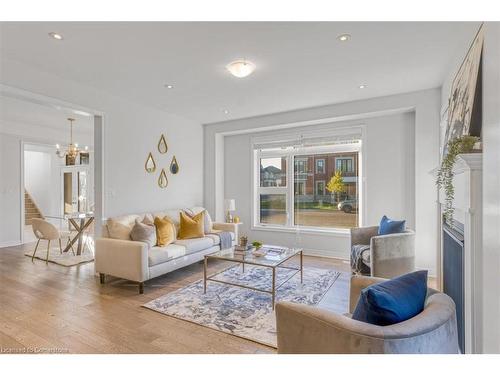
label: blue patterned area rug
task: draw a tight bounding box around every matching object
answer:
[143,265,345,348]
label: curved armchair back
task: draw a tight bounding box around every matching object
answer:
[32,218,60,240]
[276,275,459,354]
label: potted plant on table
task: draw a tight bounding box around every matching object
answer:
[436,135,479,224]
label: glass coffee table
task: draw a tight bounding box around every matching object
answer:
[203,246,303,309]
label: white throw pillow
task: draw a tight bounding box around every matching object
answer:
[106,215,139,240]
[186,207,213,234]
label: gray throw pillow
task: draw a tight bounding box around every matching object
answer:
[130,219,156,248]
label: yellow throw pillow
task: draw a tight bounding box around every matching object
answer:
[154,216,176,247]
[178,211,205,239]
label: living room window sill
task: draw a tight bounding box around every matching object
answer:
[251,224,351,237]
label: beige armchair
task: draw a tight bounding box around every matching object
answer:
[350,226,415,278]
[276,275,459,354]
[31,218,75,263]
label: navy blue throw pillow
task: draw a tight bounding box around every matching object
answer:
[352,270,428,326]
[378,215,406,235]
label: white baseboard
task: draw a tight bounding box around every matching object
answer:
[303,248,436,277]
[0,240,22,248]
[302,247,349,260]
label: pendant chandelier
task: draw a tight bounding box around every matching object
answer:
[56,118,87,163]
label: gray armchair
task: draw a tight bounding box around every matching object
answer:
[350,226,415,278]
[276,275,459,354]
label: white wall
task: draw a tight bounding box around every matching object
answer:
[0,134,22,246]
[0,58,204,246]
[205,88,441,273]
[481,22,500,355]
[223,112,415,258]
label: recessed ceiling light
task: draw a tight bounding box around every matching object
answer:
[226,59,256,78]
[337,34,351,42]
[164,84,174,89]
[48,32,63,40]
[359,84,367,89]
[223,109,229,114]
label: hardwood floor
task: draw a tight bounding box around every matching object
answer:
[0,242,351,354]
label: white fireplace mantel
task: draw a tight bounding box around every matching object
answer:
[437,152,482,354]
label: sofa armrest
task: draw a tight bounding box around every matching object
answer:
[350,226,379,246]
[212,222,240,239]
[95,238,149,282]
[370,230,415,278]
[349,275,387,313]
[276,302,385,353]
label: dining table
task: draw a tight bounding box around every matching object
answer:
[44,212,94,255]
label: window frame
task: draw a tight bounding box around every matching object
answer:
[315,180,325,196]
[315,158,325,174]
[335,156,354,173]
[253,141,362,234]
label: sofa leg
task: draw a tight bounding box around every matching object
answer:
[139,282,144,294]
[99,273,105,284]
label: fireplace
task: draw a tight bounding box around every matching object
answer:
[442,221,465,353]
[437,153,482,353]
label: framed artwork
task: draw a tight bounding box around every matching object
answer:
[80,152,90,165]
[443,25,484,156]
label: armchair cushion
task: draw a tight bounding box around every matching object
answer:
[352,270,428,326]
[378,215,406,235]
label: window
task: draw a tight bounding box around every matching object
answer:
[315,180,325,196]
[260,157,286,187]
[254,142,360,231]
[294,158,308,176]
[316,159,325,174]
[335,157,354,173]
[257,157,288,225]
[294,181,306,195]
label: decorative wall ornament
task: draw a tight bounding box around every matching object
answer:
[158,134,168,154]
[170,156,179,174]
[158,168,168,188]
[145,152,156,173]
[443,25,483,157]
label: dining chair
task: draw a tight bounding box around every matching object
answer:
[31,218,75,264]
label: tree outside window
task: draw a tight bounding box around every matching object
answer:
[326,170,346,203]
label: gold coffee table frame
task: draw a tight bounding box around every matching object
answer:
[203,248,303,310]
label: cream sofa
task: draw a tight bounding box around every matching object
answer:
[276,275,459,354]
[95,207,238,293]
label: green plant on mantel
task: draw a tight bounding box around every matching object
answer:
[437,135,479,224]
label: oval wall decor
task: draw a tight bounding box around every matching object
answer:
[158,134,168,154]
[158,168,168,188]
[145,152,156,173]
[170,156,179,174]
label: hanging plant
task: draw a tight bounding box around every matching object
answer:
[436,135,478,224]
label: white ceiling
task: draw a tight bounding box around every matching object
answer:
[0,22,480,124]
[0,95,94,133]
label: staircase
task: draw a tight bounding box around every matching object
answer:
[25,190,44,225]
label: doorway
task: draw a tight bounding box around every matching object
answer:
[0,84,104,249]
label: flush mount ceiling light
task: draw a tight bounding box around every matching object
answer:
[226,59,256,78]
[223,109,229,114]
[359,84,367,89]
[48,32,63,40]
[164,84,174,89]
[337,34,351,42]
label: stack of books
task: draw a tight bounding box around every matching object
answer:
[262,245,286,255]
[234,244,253,254]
